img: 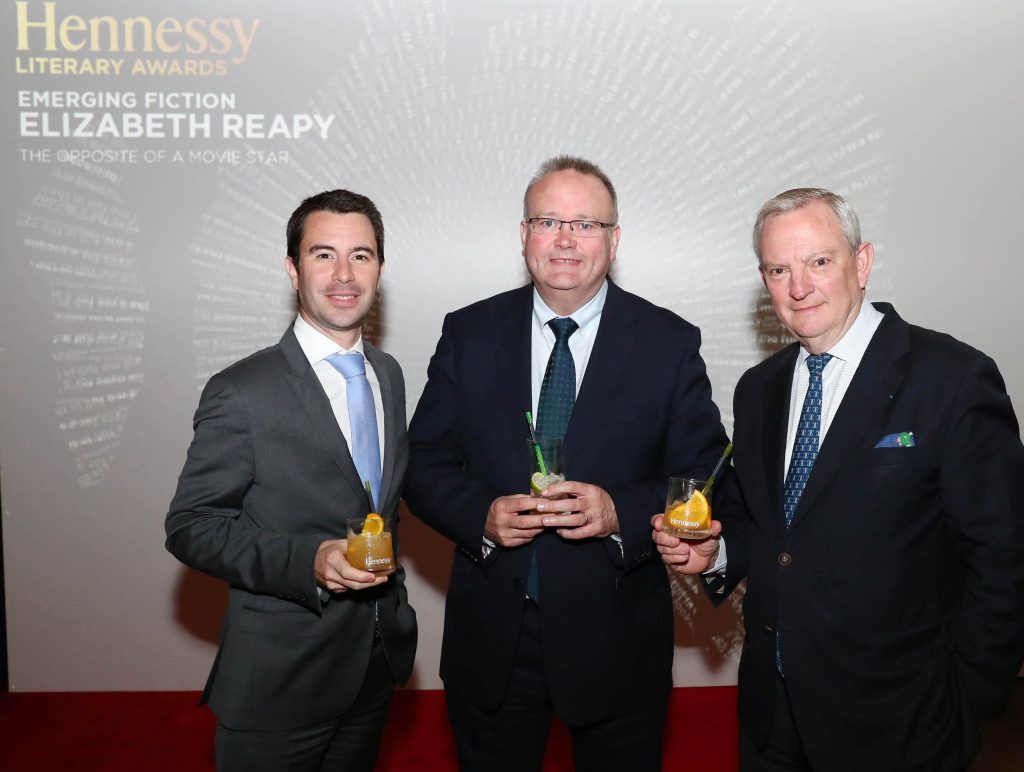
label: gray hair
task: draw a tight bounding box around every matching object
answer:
[752,188,861,262]
[523,155,619,223]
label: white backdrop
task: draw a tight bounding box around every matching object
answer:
[2,0,1022,691]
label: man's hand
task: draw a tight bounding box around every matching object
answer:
[651,514,722,575]
[315,538,389,592]
[535,481,619,540]
[484,494,545,548]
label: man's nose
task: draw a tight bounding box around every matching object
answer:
[332,258,354,281]
[789,267,812,298]
[554,221,577,247]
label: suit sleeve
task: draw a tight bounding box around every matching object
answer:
[607,325,731,570]
[165,372,323,611]
[940,354,1024,717]
[701,466,751,605]
[405,314,504,561]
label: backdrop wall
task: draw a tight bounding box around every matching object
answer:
[2,0,1022,691]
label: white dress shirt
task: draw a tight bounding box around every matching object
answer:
[292,314,385,465]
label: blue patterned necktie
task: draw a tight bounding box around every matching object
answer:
[527,317,578,602]
[782,352,833,528]
[778,351,832,674]
[536,317,579,441]
[326,352,382,510]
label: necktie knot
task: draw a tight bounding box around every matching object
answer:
[327,351,366,380]
[548,317,578,343]
[806,352,832,378]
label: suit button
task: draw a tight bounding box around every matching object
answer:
[778,552,792,566]
[514,578,525,589]
[762,625,774,634]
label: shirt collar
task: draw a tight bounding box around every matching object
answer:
[532,279,608,335]
[292,314,365,365]
[796,299,884,366]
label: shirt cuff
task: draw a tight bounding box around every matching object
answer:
[702,537,727,576]
[609,532,624,557]
[482,535,496,559]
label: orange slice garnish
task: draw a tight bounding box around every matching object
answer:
[363,513,385,536]
[666,490,710,529]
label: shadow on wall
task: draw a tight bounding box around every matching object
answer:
[172,567,228,645]
[397,500,454,599]
[395,500,454,689]
[750,285,792,360]
[671,572,746,672]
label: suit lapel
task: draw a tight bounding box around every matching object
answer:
[495,286,535,455]
[761,346,799,529]
[279,328,373,510]
[364,343,397,513]
[787,307,910,531]
[566,282,636,461]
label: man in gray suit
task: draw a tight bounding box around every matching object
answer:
[166,189,417,771]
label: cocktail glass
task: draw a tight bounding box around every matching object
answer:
[529,438,565,497]
[346,514,395,574]
[663,477,712,539]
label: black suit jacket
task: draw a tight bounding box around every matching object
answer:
[166,327,417,731]
[405,281,728,724]
[708,303,1024,771]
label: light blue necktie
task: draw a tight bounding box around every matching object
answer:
[777,352,832,673]
[528,317,579,602]
[327,352,382,510]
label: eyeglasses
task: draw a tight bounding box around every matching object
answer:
[525,218,615,238]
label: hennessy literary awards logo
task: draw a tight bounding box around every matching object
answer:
[14,1,259,76]
[13,3,335,151]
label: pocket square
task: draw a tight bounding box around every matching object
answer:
[875,431,915,448]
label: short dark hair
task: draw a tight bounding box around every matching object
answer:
[523,155,618,223]
[286,189,385,269]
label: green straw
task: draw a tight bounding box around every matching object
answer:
[701,443,733,496]
[525,411,548,476]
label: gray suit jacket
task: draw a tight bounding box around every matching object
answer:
[166,326,417,731]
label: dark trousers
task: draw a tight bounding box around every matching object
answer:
[446,601,668,772]
[215,631,395,772]
[740,674,811,772]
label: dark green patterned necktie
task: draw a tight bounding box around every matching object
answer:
[536,317,579,441]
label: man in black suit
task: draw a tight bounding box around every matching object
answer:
[405,156,729,771]
[654,188,1024,771]
[166,189,417,771]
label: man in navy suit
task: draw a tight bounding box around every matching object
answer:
[655,188,1024,771]
[405,156,729,771]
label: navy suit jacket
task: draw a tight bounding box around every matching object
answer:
[707,303,1024,771]
[166,327,417,731]
[406,281,728,724]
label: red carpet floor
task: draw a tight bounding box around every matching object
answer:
[0,686,739,770]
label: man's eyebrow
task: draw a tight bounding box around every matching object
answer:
[306,242,336,254]
[305,243,377,256]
